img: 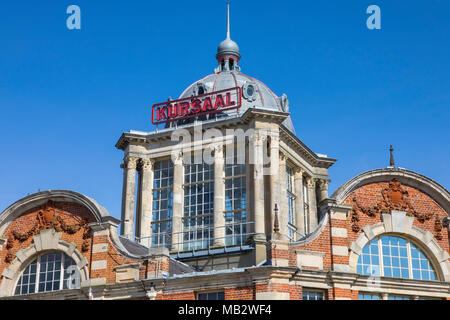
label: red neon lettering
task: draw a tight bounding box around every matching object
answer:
[225,92,235,106]
[156,106,168,121]
[168,104,178,118]
[191,99,201,113]
[202,97,213,111]
[180,102,190,116]
[213,94,224,110]
[152,88,241,124]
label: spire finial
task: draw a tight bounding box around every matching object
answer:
[226,2,230,39]
[273,204,280,233]
[389,145,395,167]
[215,2,241,71]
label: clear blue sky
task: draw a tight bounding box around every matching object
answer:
[1,0,449,220]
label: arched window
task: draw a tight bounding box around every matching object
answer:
[15,252,80,296]
[357,235,437,281]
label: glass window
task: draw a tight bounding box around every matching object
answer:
[152,159,174,247]
[198,291,225,300]
[303,289,325,300]
[357,236,437,281]
[302,179,309,235]
[224,146,247,246]
[183,153,214,251]
[286,165,297,241]
[358,293,381,300]
[388,295,411,300]
[15,252,79,296]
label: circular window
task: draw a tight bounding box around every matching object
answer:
[242,81,258,101]
[246,85,254,97]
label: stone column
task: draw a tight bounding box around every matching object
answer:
[121,156,138,239]
[294,168,305,238]
[317,179,329,203]
[278,152,288,238]
[306,176,318,231]
[137,158,154,247]
[171,152,184,252]
[212,145,225,247]
[251,132,265,238]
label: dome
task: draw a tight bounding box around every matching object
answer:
[217,38,240,59]
[164,3,295,133]
[177,71,295,133]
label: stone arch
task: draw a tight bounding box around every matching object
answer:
[0,229,89,297]
[0,190,118,236]
[332,167,450,214]
[348,213,450,282]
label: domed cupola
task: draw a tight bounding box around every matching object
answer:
[171,3,296,133]
[216,3,241,72]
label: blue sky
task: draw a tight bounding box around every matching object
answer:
[0,0,449,220]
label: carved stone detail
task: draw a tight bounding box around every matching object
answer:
[140,158,153,171]
[434,215,443,240]
[349,179,434,234]
[306,177,316,188]
[317,179,329,191]
[4,201,91,264]
[124,156,138,170]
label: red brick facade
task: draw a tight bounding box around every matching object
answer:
[0,169,448,300]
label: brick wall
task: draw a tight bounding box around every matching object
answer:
[342,182,449,255]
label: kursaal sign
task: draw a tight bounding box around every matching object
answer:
[151,87,242,125]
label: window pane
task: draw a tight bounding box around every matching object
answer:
[357,236,436,281]
[15,253,80,296]
[359,293,380,300]
[303,290,324,300]
[152,159,174,248]
[198,292,225,300]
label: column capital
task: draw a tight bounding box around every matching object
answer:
[140,158,154,171]
[279,152,287,162]
[122,156,139,170]
[294,167,305,176]
[317,178,330,190]
[173,151,183,165]
[306,176,317,188]
[253,130,270,144]
[211,144,224,157]
[269,135,280,149]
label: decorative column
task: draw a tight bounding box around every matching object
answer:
[121,156,138,239]
[278,152,288,238]
[213,145,225,247]
[317,179,330,203]
[171,152,184,252]
[136,158,154,247]
[269,135,281,234]
[306,176,318,231]
[294,168,305,237]
[251,132,265,238]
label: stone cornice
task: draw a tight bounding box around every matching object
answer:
[279,125,337,169]
[115,109,333,175]
[2,266,450,300]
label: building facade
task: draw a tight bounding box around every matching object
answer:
[0,5,449,300]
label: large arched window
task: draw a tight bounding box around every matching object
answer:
[357,235,437,281]
[14,252,80,296]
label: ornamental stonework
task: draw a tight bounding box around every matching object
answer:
[346,179,443,238]
[2,201,92,264]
